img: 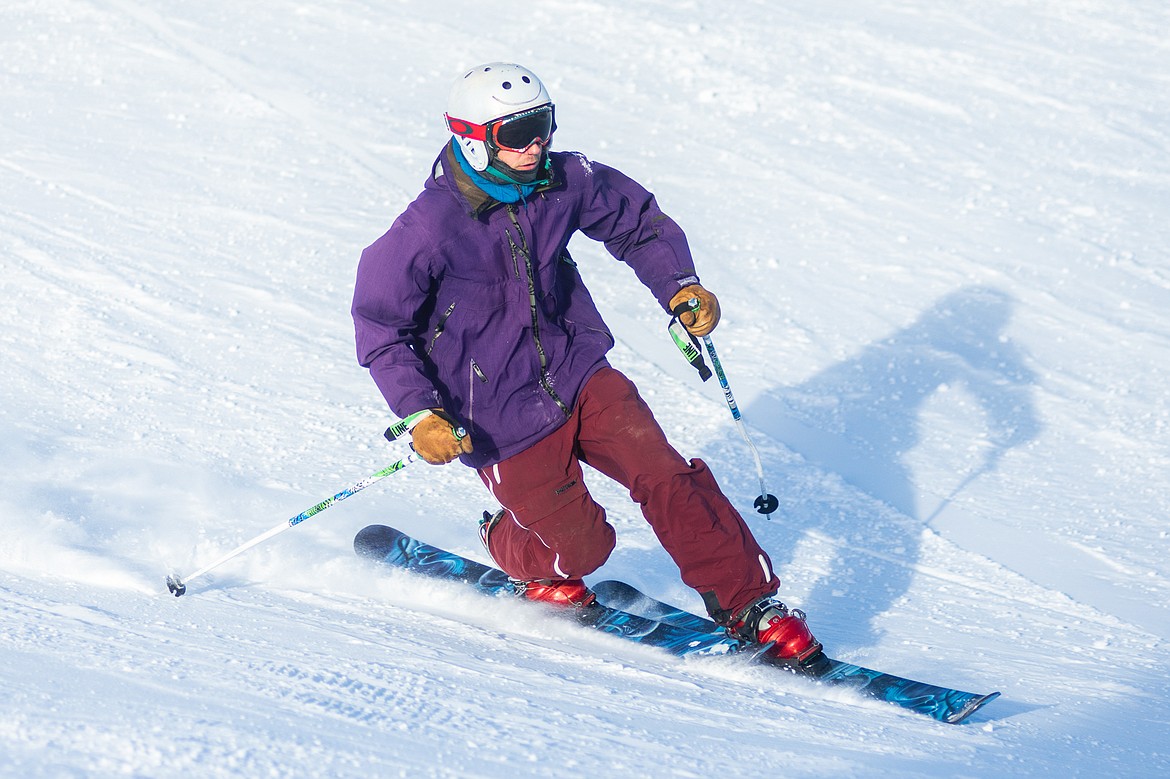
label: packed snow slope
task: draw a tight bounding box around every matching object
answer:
[3,1,1169,776]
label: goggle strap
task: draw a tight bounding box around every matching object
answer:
[445,114,488,141]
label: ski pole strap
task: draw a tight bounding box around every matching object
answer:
[668,301,712,382]
[384,409,433,441]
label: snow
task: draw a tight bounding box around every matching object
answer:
[2,0,1169,775]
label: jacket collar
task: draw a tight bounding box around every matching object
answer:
[436,142,559,219]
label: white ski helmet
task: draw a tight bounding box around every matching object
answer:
[445,62,553,171]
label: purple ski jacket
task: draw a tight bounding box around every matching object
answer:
[352,143,699,468]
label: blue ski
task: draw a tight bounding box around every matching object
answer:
[354,525,744,658]
[592,579,999,725]
[355,525,998,724]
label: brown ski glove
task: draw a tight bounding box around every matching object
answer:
[668,284,721,337]
[410,409,473,465]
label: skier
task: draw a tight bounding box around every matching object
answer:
[351,62,823,669]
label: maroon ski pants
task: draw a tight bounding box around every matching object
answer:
[477,366,778,621]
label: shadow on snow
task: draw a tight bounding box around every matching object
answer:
[744,285,1042,649]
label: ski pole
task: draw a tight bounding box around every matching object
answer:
[668,301,779,516]
[166,415,468,596]
[166,450,422,596]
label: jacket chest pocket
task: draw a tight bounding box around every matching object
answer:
[425,276,524,367]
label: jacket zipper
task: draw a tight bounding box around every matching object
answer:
[468,358,487,430]
[427,301,457,355]
[507,205,570,417]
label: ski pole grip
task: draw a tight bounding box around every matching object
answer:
[670,298,701,320]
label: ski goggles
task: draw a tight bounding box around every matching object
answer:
[446,104,556,153]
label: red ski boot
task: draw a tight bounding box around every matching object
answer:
[729,598,827,674]
[513,578,597,608]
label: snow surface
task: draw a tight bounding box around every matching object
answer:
[3,0,1169,776]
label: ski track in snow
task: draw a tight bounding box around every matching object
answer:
[2,0,1170,776]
